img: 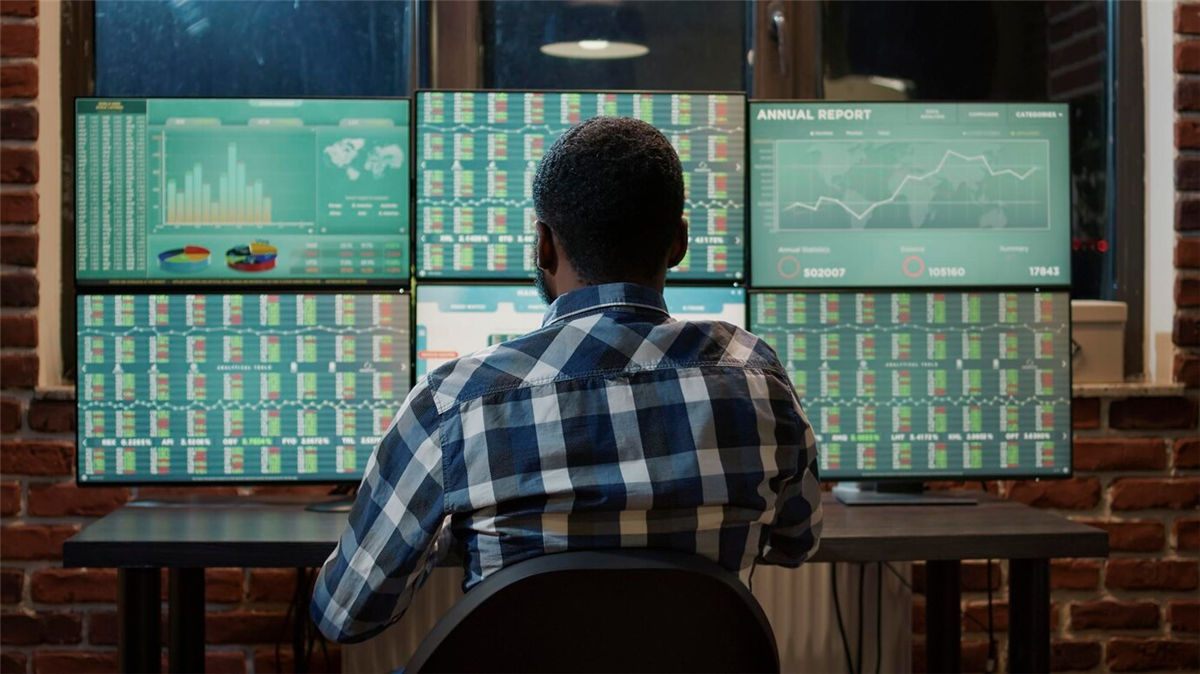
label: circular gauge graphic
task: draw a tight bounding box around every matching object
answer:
[157,246,212,273]
[226,242,278,272]
[777,255,801,279]
[902,255,926,278]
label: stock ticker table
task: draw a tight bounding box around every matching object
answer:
[64,493,1107,674]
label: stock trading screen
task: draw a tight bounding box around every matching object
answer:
[749,102,1070,287]
[751,290,1071,480]
[415,285,746,375]
[75,99,410,283]
[77,293,411,483]
[416,91,745,280]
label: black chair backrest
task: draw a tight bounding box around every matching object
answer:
[407,549,779,673]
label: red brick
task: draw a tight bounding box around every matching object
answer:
[206,610,290,644]
[0,23,35,58]
[0,440,73,475]
[1072,397,1100,429]
[1180,118,1200,150]
[0,314,36,347]
[1168,600,1199,633]
[1179,3,1200,33]
[0,1,38,18]
[1182,80,1200,112]
[1179,237,1200,268]
[0,191,36,224]
[962,601,1017,632]
[1004,477,1101,510]
[1179,277,1200,308]
[1109,397,1198,430]
[0,481,17,516]
[1,568,22,604]
[910,640,990,674]
[0,105,37,139]
[0,397,18,433]
[1051,559,1100,590]
[253,645,341,673]
[1106,559,1199,591]
[1052,640,1101,672]
[0,63,36,98]
[1179,200,1200,234]
[26,399,74,433]
[0,352,38,387]
[1079,519,1165,552]
[1175,517,1199,551]
[28,482,129,517]
[203,650,247,674]
[1073,438,1166,471]
[1,652,25,674]
[0,232,37,267]
[1181,157,1200,190]
[31,569,118,603]
[0,147,37,183]
[137,485,239,499]
[248,568,298,602]
[247,484,337,497]
[1070,600,1159,629]
[31,651,117,674]
[0,524,79,560]
[0,272,38,307]
[88,611,166,646]
[1181,42,1200,73]
[205,568,244,603]
[1107,638,1200,672]
[1110,478,1200,510]
[1176,437,1200,468]
[1174,351,1200,387]
[0,611,82,645]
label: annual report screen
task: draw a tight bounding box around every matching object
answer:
[750,290,1071,480]
[75,98,411,283]
[76,293,411,483]
[749,103,1070,287]
[415,91,745,280]
[415,285,746,375]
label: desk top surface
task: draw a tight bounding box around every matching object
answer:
[64,492,1108,568]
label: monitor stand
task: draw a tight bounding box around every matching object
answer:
[833,482,979,506]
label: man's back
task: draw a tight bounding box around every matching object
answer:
[312,283,822,643]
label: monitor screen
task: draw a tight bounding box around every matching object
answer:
[75,98,411,284]
[416,285,746,375]
[749,102,1070,288]
[415,91,745,281]
[77,292,411,484]
[750,290,1071,480]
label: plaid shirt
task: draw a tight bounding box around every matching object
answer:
[312,283,822,643]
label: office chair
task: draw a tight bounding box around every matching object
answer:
[406,549,780,673]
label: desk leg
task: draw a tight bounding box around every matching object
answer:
[169,568,206,673]
[925,560,961,673]
[118,567,161,673]
[1009,558,1050,673]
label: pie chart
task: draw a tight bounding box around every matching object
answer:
[226,242,278,272]
[157,246,211,273]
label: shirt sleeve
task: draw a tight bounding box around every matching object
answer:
[760,376,824,567]
[311,378,446,643]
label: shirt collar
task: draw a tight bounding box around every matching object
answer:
[541,282,670,328]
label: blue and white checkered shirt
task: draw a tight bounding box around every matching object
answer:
[312,282,822,643]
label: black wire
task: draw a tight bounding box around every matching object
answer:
[883,562,992,633]
[856,563,865,674]
[831,564,857,674]
[875,562,883,674]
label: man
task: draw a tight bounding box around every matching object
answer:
[312,116,822,643]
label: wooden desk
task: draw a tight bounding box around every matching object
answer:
[65,493,1107,673]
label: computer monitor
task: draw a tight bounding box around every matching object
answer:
[416,285,746,375]
[749,290,1071,482]
[749,102,1070,288]
[75,98,411,284]
[76,292,411,484]
[415,91,745,281]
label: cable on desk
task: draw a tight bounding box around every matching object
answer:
[831,564,857,674]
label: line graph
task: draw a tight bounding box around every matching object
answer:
[773,139,1051,232]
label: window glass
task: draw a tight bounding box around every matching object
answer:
[95,0,413,96]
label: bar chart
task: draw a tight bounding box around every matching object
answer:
[164,144,276,225]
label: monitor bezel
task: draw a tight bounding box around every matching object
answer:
[743,99,1072,291]
[744,286,1074,484]
[73,287,414,488]
[72,96,415,289]
[411,89,750,284]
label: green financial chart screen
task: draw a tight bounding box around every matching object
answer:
[750,290,1071,480]
[76,293,411,483]
[749,103,1070,287]
[75,99,410,283]
[415,91,745,280]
